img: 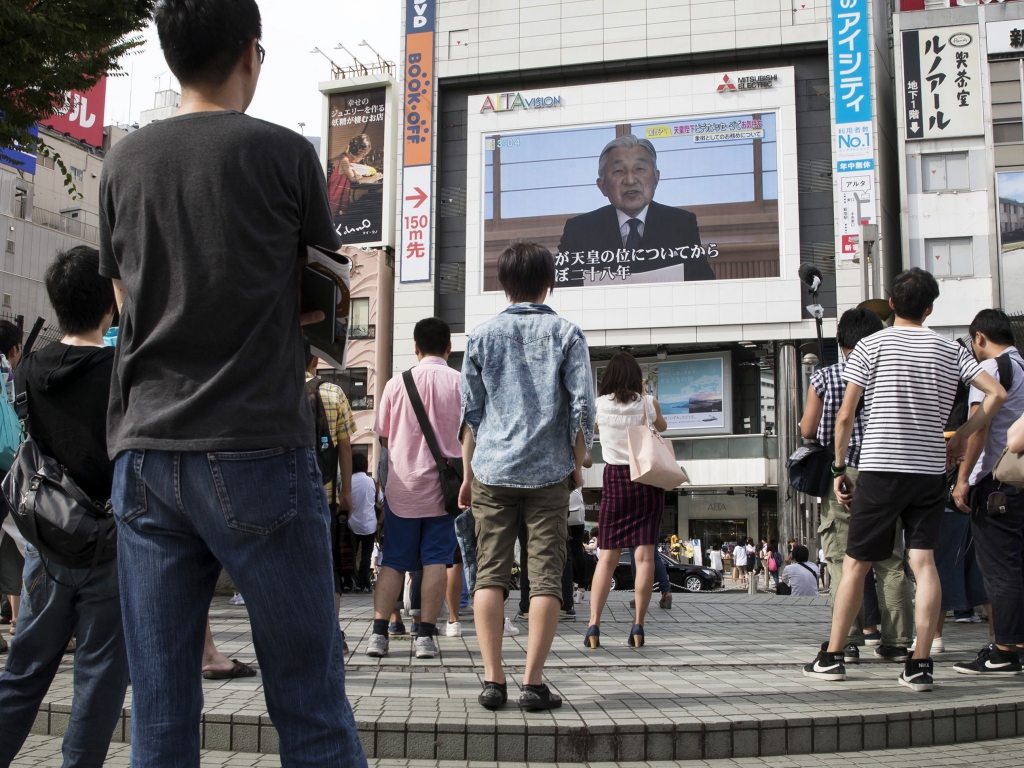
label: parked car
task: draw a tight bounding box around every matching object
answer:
[611,551,722,592]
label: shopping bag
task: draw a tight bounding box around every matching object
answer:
[626,396,687,491]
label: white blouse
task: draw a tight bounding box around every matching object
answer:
[596,393,656,466]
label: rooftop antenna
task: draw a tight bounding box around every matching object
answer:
[335,43,368,73]
[155,70,167,92]
[358,40,387,66]
[297,122,306,135]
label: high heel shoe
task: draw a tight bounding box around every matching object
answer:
[583,624,600,649]
[627,623,645,648]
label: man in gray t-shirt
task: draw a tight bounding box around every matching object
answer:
[99,1,364,764]
[952,310,1024,676]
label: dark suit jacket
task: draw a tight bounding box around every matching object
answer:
[556,201,716,286]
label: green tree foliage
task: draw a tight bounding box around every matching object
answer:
[0,0,154,195]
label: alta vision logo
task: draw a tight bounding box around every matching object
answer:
[480,92,562,113]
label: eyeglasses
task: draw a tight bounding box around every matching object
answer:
[256,42,266,64]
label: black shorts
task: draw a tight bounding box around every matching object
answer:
[846,470,944,562]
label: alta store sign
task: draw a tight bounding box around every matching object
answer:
[479,92,562,113]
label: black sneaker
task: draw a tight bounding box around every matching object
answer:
[479,681,507,710]
[802,648,846,681]
[899,657,934,691]
[874,645,909,662]
[843,644,860,664]
[953,644,1023,676]
[518,683,562,711]
[863,629,881,647]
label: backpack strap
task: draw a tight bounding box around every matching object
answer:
[797,562,818,578]
[402,370,446,473]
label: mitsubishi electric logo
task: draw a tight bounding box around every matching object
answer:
[717,73,779,92]
[479,92,562,113]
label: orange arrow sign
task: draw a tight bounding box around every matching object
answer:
[405,187,428,208]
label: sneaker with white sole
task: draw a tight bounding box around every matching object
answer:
[503,617,520,637]
[802,647,846,681]
[953,644,1023,676]
[365,633,389,658]
[446,621,462,637]
[874,645,909,662]
[229,593,245,606]
[863,630,881,647]
[414,635,438,659]
[899,658,934,691]
[909,636,944,655]
[955,614,983,624]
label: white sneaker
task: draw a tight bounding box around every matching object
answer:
[909,636,945,654]
[573,592,581,604]
[503,617,520,637]
[446,621,462,637]
[414,635,438,659]
[229,594,245,606]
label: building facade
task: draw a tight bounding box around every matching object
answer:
[895,0,1024,336]
[388,0,904,555]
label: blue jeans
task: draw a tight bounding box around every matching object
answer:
[112,449,365,768]
[629,549,672,594]
[454,509,477,592]
[0,546,128,767]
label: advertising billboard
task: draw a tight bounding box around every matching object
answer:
[998,172,1024,314]
[902,26,983,140]
[326,87,388,245]
[40,78,106,148]
[464,69,803,333]
[481,113,780,290]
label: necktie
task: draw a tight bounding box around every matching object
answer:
[625,218,642,249]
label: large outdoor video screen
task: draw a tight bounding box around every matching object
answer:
[326,87,387,245]
[481,112,781,291]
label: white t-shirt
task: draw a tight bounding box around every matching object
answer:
[596,393,656,466]
[733,545,748,566]
[842,326,983,474]
[782,562,819,596]
[568,488,585,526]
[709,549,724,570]
[969,348,1024,485]
[348,472,382,536]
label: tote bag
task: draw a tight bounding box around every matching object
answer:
[993,446,1024,488]
[626,396,688,491]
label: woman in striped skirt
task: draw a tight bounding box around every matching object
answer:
[585,351,667,649]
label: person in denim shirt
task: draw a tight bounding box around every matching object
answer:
[458,241,595,712]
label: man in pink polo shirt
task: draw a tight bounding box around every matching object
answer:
[366,318,461,659]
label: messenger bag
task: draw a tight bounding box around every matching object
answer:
[401,370,464,516]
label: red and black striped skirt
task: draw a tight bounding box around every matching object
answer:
[599,464,665,549]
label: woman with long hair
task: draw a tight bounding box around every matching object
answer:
[327,133,372,216]
[585,351,668,649]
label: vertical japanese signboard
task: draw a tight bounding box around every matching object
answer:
[902,26,983,140]
[400,0,434,283]
[40,78,107,148]
[831,0,875,260]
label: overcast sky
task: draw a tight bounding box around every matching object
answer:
[104,0,401,136]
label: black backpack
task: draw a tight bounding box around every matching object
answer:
[306,377,338,488]
[2,434,116,571]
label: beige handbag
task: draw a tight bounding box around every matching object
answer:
[626,396,688,490]
[993,446,1024,488]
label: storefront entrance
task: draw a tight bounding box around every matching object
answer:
[689,519,748,549]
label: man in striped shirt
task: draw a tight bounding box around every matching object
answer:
[804,268,1006,693]
[800,308,916,664]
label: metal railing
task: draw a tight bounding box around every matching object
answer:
[349,395,374,411]
[330,61,396,80]
[349,324,375,340]
[27,207,98,244]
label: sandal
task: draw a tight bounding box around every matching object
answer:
[202,659,257,680]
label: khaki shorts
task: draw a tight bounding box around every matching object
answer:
[472,476,572,600]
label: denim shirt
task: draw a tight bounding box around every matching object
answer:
[461,303,595,488]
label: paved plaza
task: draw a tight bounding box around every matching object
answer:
[8,590,1024,764]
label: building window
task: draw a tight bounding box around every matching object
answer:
[318,367,372,410]
[922,153,969,192]
[38,155,55,170]
[4,240,13,255]
[69,166,84,183]
[925,237,973,277]
[349,297,371,339]
[1,295,10,309]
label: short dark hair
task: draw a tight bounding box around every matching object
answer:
[597,351,643,404]
[352,451,368,474]
[497,240,555,303]
[793,544,809,563]
[45,246,115,335]
[836,307,883,351]
[0,321,22,358]
[413,317,450,357]
[970,308,1015,347]
[891,267,939,321]
[155,0,262,87]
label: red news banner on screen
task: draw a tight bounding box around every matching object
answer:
[40,79,107,148]
[400,1,434,283]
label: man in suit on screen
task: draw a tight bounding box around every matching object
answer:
[556,134,716,286]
